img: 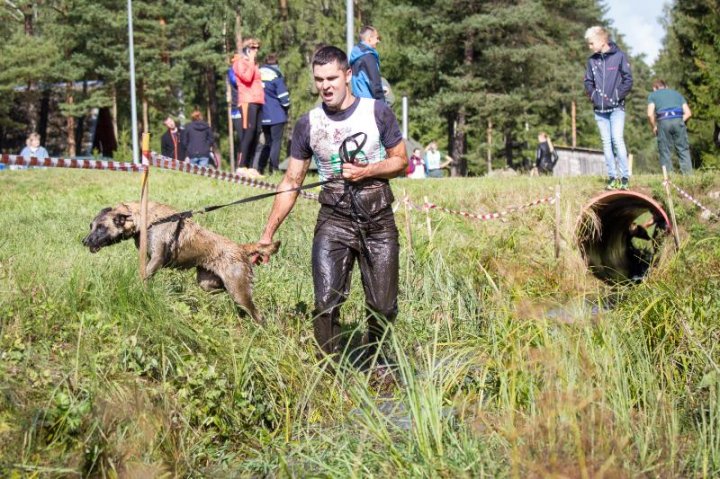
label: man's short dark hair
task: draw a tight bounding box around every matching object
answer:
[359,25,377,40]
[312,46,349,71]
[264,53,278,65]
[652,79,667,90]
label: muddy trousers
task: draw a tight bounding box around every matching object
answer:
[312,205,399,358]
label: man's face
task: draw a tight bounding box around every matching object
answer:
[313,61,352,111]
[587,36,606,53]
[365,30,380,48]
[164,118,176,130]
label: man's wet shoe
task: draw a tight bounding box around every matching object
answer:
[620,177,629,190]
[605,178,618,190]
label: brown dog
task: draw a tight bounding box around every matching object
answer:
[82,202,279,323]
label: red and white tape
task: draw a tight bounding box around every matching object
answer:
[0,153,319,201]
[403,194,556,222]
[2,153,558,221]
[664,179,718,219]
[148,152,319,200]
[1,154,145,172]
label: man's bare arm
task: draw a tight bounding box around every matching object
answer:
[682,103,692,123]
[341,140,408,182]
[647,103,657,134]
[259,157,311,244]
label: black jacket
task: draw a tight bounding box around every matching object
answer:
[181,121,213,158]
[535,142,558,173]
[161,128,185,161]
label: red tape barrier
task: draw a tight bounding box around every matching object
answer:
[2,153,556,222]
[664,179,718,219]
[0,153,319,201]
[403,194,556,222]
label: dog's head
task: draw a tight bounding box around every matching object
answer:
[82,204,137,253]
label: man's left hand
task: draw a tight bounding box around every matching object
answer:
[342,161,369,182]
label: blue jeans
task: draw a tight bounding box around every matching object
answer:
[594,109,629,179]
[190,157,209,167]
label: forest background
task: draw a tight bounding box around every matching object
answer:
[0,0,719,175]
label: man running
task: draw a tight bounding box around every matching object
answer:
[255,46,407,369]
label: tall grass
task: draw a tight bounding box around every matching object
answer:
[1,168,719,477]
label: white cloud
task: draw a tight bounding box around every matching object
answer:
[605,0,667,64]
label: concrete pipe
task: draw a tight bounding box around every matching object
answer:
[577,190,672,283]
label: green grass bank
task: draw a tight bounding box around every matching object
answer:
[1,168,719,478]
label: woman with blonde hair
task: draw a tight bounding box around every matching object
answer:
[583,25,633,190]
[535,132,558,175]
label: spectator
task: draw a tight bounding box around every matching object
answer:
[423,141,453,178]
[232,38,265,176]
[350,25,385,102]
[258,53,291,175]
[19,132,49,159]
[255,46,407,377]
[182,110,213,167]
[407,147,426,179]
[583,25,633,190]
[646,79,693,175]
[535,132,559,175]
[160,116,185,162]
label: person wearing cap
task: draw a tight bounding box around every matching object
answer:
[349,26,385,102]
[647,79,693,175]
[232,38,265,176]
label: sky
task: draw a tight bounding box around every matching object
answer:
[604,0,668,65]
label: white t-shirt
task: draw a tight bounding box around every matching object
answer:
[425,150,442,170]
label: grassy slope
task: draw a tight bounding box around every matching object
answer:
[1,168,719,478]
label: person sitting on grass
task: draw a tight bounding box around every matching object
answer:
[19,132,49,159]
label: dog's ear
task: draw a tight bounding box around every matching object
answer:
[113,214,130,228]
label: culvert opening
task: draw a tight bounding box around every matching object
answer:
[577,191,672,283]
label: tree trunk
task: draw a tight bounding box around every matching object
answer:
[111,86,119,143]
[206,66,219,135]
[23,4,38,132]
[449,33,474,176]
[66,84,76,157]
[235,12,243,53]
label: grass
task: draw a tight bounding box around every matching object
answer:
[1,167,719,477]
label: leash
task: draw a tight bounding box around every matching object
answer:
[149,178,336,228]
[149,132,375,237]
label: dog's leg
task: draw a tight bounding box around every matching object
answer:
[145,238,168,278]
[219,265,263,325]
[197,267,224,292]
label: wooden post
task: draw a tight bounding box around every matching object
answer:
[487,120,493,174]
[403,189,413,250]
[141,132,150,165]
[424,195,432,239]
[554,184,561,259]
[139,165,149,281]
[662,166,681,249]
[571,100,577,149]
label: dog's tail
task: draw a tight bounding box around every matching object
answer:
[249,240,281,257]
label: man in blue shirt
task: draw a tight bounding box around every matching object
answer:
[349,26,385,102]
[647,79,693,175]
